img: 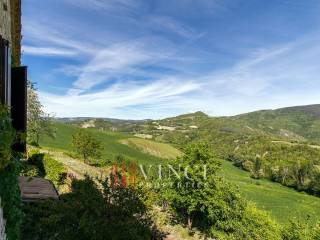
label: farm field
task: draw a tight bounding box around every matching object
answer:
[40,122,320,225]
[40,122,166,165]
[120,137,182,159]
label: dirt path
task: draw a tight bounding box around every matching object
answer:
[39,148,110,180]
[271,140,320,149]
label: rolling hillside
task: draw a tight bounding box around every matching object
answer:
[233,104,320,142]
[40,122,168,166]
[38,121,320,225]
[67,104,320,146]
[57,105,320,194]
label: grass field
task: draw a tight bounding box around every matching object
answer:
[220,160,320,224]
[40,122,320,225]
[40,122,167,165]
[120,138,182,159]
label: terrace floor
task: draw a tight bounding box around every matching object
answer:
[18,176,59,202]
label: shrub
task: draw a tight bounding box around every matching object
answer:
[26,150,67,188]
[0,159,22,240]
[0,105,15,170]
[43,154,67,187]
[167,142,281,239]
[282,219,320,240]
[22,177,154,240]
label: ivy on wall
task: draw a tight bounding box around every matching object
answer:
[0,105,15,171]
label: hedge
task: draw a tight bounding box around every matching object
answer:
[0,105,21,239]
[0,159,22,240]
[0,105,15,171]
[27,150,67,188]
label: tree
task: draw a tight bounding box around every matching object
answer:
[166,142,281,239]
[251,155,263,179]
[27,82,55,146]
[71,130,103,164]
[291,160,312,191]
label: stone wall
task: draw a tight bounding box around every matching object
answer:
[0,2,10,239]
[0,199,6,240]
[0,0,11,42]
[10,0,21,66]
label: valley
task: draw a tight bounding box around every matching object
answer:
[39,105,320,225]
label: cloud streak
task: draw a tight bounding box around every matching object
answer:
[22,0,320,119]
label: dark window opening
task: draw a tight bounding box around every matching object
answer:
[0,35,11,106]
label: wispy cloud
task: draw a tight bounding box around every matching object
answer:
[65,0,144,15]
[23,20,98,56]
[39,78,201,119]
[147,16,196,38]
[72,41,156,90]
[22,45,78,57]
[23,0,320,118]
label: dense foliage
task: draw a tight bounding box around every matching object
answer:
[0,105,15,170]
[0,158,22,240]
[282,218,320,240]
[226,138,320,195]
[0,105,21,240]
[164,142,282,239]
[22,177,156,240]
[22,150,67,188]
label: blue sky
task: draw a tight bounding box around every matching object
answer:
[22,0,320,119]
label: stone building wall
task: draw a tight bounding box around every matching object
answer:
[0,0,11,42]
[0,2,13,239]
[10,0,21,66]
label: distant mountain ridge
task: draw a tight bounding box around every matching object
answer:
[57,104,320,143]
[52,104,320,197]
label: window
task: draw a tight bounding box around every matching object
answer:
[0,35,11,106]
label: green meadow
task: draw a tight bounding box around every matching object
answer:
[40,122,320,225]
[220,160,320,224]
[40,122,166,165]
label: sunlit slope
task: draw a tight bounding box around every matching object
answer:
[40,122,164,165]
[220,160,320,224]
[40,122,320,224]
[120,138,182,159]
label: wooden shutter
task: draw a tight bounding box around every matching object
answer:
[11,66,27,153]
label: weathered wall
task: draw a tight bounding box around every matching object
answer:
[0,0,21,66]
[0,0,11,42]
[0,2,11,239]
[0,199,6,240]
[10,0,21,66]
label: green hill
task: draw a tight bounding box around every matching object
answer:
[233,104,320,142]
[39,122,166,166]
[58,105,320,197]
[39,121,320,225]
[220,159,320,224]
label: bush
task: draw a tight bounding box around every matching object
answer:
[166,142,281,239]
[282,219,320,240]
[0,159,22,240]
[22,150,68,187]
[43,154,67,187]
[26,150,67,188]
[22,177,155,240]
[0,105,15,170]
